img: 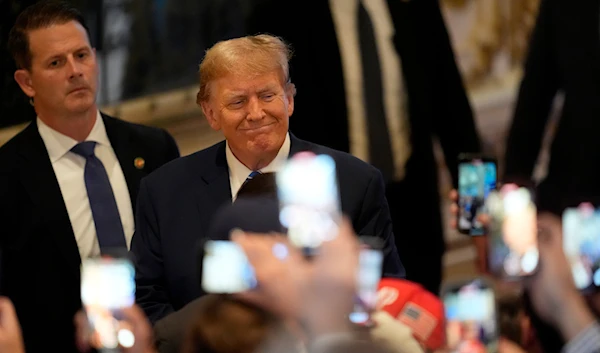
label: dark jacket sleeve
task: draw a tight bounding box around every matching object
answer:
[426,0,481,187]
[504,0,559,181]
[132,178,174,324]
[355,169,406,278]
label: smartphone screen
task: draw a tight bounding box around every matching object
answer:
[81,257,135,350]
[486,184,538,279]
[563,203,600,292]
[277,152,341,252]
[443,278,498,353]
[458,156,497,235]
[349,245,384,325]
[201,240,257,294]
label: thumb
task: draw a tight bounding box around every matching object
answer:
[0,297,18,328]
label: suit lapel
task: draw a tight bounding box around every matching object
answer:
[103,114,146,211]
[193,142,232,230]
[18,122,81,272]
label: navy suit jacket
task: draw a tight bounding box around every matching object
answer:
[0,114,179,353]
[132,135,405,323]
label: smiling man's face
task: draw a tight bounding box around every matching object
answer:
[201,69,294,163]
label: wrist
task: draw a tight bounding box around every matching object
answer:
[554,293,596,341]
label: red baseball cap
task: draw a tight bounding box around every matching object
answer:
[377,278,445,350]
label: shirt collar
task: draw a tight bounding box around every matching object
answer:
[37,111,111,163]
[226,133,291,197]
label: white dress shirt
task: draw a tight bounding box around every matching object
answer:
[226,133,291,200]
[329,0,412,181]
[37,112,134,259]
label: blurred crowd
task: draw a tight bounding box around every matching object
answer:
[2,0,600,353]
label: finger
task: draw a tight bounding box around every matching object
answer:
[323,217,360,254]
[337,217,358,243]
[0,297,17,323]
[449,189,458,202]
[499,337,528,353]
[233,232,278,263]
[74,310,91,352]
[449,219,457,229]
[477,213,491,227]
[449,202,459,216]
[119,305,149,329]
[119,305,153,349]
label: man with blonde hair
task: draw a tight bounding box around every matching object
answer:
[131,34,405,328]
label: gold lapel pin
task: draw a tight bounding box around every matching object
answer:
[134,157,145,170]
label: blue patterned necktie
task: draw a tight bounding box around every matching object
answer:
[243,170,262,187]
[71,141,127,254]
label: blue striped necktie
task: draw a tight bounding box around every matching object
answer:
[243,170,262,187]
[71,141,127,254]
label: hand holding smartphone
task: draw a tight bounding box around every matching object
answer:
[457,155,497,236]
[563,203,600,293]
[200,240,257,294]
[349,237,384,325]
[442,278,498,353]
[277,152,342,254]
[486,184,539,279]
[80,257,136,350]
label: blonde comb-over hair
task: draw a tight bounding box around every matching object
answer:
[196,34,294,104]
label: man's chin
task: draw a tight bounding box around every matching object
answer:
[247,134,284,154]
[65,100,95,115]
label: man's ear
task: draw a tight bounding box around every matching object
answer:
[285,83,296,118]
[200,100,221,131]
[14,69,35,98]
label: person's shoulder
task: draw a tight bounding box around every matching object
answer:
[142,140,225,185]
[0,122,35,165]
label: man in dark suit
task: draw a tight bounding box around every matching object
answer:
[131,34,405,325]
[504,0,600,351]
[505,0,600,213]
[0,2,179,353]
[246,0,481,294]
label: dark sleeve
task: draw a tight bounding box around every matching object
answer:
[161,129,180,162]
[426,0,482,187]
[504,0,559,181]
[355,170,406,278]
[131,178,174,324]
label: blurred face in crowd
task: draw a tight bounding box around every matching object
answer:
[14,21,98,118]
[201,69,294,167]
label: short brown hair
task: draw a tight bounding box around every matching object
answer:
[8,0,89,70]
[196,34,294,103]
[182,295,298,353]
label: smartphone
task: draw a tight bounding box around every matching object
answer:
[349,237,384,325]
[457,155,497,235]
[80,257,136,350]
[563,203,600,293]
[486,184,539,279]
[277,152,342,253]
[201,240,257,294]
[442,278,498,353]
